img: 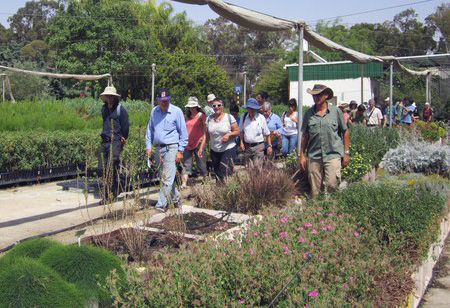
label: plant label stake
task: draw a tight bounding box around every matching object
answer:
[75,229,87,247]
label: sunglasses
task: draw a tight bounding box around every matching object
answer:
[212,104,222,108]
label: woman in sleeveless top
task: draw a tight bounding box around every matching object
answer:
[281,98,299,156]
[181,97,207,189]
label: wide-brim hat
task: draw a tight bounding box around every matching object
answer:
[185,96,200,108]
[338,102,348,108]
[385,97,390,102]
[207,93,216,103]
[157,88,171,101]
[306,84,334,100]
[100,86,120,99]
[242,98,261,110]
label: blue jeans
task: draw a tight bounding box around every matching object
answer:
[154,144,180,209]
[282,134,298,156]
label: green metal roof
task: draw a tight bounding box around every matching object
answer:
[287,61,384,81]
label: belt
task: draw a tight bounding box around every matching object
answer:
[154,143,176,147]
[245,141,264,147]
[367,124,377,127]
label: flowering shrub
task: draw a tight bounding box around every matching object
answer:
[380,142,450,178]
[341,146,372,182]
[414,120,446,141]
[334,181,447,263]
[106,202,413,307]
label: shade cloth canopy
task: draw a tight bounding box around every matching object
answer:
[172,0,437,76]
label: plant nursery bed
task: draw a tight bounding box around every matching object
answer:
[82,228,194,262]
[146,212,239,235]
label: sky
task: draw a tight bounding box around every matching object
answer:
[0,0,443,28]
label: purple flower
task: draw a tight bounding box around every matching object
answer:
[354,231,360,237]
[320,220,325,224]
[327,212,333,217]
[308,290,318,297]
[279,231,288,239]
[296,226,305,231]
[304,222,313,228]
[283,246,289,254]
[280,217,288,223]
[311,229,318,234]
[298,235,306,242]
[253,231,259,237]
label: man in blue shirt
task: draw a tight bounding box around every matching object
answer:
[261,102,282,159]
[399,98,416,127]
[146,88,188,211]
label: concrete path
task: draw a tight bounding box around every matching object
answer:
[0,180,163,251]
[420,236,450,308]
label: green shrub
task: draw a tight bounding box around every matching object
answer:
[414,120,447,141]
[349,125,400,167]
[341,145,372,182]
[39,244,124,306]
[106,203,411,307]
[0,257,84,308]
[333,182,447,263]
[4,238,62,260]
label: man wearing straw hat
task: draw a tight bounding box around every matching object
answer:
[299,84,349,197]
[98,85,129,204]
[146,88,188,212]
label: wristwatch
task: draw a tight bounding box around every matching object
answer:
[344,150,350,155]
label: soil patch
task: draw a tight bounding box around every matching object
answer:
[83,228,193,262]
[147,212,238,235]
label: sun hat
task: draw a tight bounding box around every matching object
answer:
[242,98,261,110]
[100,86,120,99]
[306,84,334,100]
[185,96,200,108]
[157,88,171,102]
[207,94,216,103]
[385,97,390,102]
[338,102,348,108]
[425,102,430,106]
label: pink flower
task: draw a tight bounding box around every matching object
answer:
[304,305,309,308]
[245,225,251,229]
[339,214,344,219]
[248,248,255,255]
[323,225,332,230]
[304,251,310,258]
[320,220,325,224]
[238,299,245,304]
[296,226,305,231]
[283,246,289,254]
[298,235,306,242]
[272,212,279,217]
[279,231,288,239]
[308,290,318,297]
[342,283,348,288]
[316,211,321,215]
[253,232,259,237]
[304,222,313,228]
[263,232,270,237]
[280,217,288,223]
[311,229,318,234]
[349,276,354,282]
[218,226,227,230]
[354,231,360,237]
[327,212,333,217]
[264,225,270,229]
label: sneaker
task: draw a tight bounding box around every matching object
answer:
[155,207,166,213]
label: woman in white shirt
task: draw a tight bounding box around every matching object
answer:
[281,98,298,156]
[206,98,240,182]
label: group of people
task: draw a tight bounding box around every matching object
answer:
[98,83,350,209]
[337,97,433,128]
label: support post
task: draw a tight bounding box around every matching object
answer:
[2,76,4,104]
[360,43,364,104]
[389,62,394,128]
[151,63,156,110]
[243,71,247,104]
[296,26,304,154]
[426,72,431,105]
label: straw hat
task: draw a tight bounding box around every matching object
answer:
[306,84,334,100]
[100,86,120,99]
[338,102,348,109]
[185,97,200,108]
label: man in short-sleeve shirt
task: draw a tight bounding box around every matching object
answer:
[299,84,350,197]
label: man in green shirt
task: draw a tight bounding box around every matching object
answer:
[299,84,350,197]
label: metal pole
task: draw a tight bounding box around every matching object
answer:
[296,26,304,153]
[389,62,393,128]
[151,63,156,110]
[360,43,364,105]
[243,71,247,104]
[426,72,431,104]
[2,77,5,104]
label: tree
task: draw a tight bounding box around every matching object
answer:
[426,3,450,53]
[156,48,233,107]
[8,0,61,43]
[253,60,288,104]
